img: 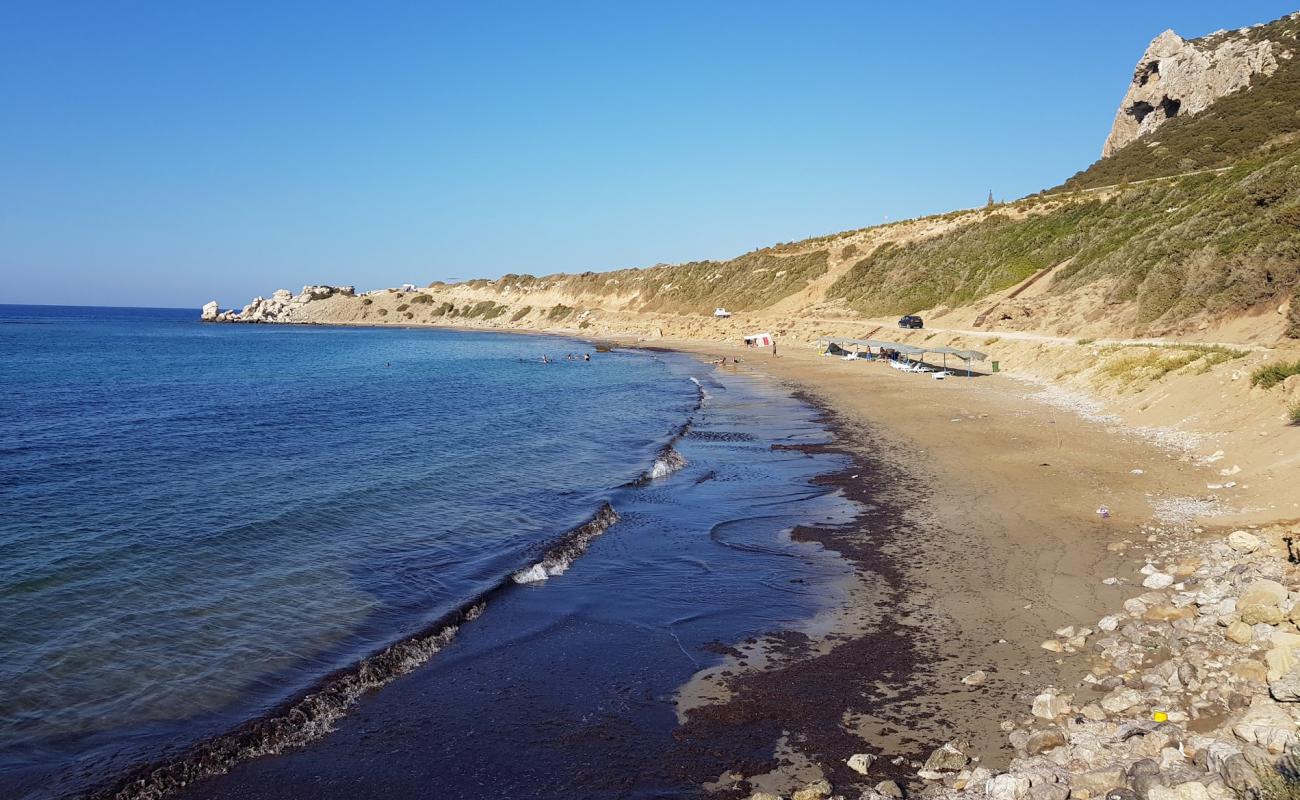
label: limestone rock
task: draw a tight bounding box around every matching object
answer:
[923,740,968,773]
[987,774,1032,800]
[1240,604,1284,625]
[1226,621,1253,644]
[1240,580,1287,609]
[963,670,988,686]
[1231,700,1297,751]
[791,779,831,800]
[1032,691,1071,719]
[1101,687,1143,714]
[1070,767,1126,795]
[875,779,903,798]
[1102,27,1282,157]
[1228,531,1261,553]
[846,752,876,775]
[201,300,219,321]
[1025,727,1067,755]
[1143,573,1175,590]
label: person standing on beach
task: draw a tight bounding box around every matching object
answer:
[771,341,777,357]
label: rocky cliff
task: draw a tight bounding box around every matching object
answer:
[1101,20,1292,157]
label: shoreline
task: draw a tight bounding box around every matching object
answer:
[70,333,874,800]
[192,316,1300,799]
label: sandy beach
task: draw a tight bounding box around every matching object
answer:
[650,337,1224,793]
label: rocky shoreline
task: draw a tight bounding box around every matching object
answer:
[200,285,355,324]
[761,520,1300,800]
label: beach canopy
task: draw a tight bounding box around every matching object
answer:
[816,337,987,362]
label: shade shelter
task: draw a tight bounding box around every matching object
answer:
[816,337,988,377]
[744,332,774,348]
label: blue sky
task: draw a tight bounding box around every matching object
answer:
[2,1,1296,308]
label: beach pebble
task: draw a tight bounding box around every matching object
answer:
[875,780,903,798]
[962,670,988,686]
[1041,640,1064,653]
[1098,614,1123,632]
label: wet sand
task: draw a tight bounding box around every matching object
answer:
[656,340,1213,793]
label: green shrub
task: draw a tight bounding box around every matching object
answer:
[377,308,388,316]
[403,312,413,319]
[396,303,409,312]
[361,297,373,306]
[462,301,507,320]
[1289,401,1300,425]
[547,304,574,320]
[1076,337,1096,345]
[1288,299,1300,339]
[432,302,455,317]
[409,294,433,304]
[1251,359,1300,389]
[510,306,532,322]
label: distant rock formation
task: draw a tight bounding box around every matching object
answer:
[201,285,355,323]
[1102,25,1287,157]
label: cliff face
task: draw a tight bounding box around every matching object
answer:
[1101,25,1285,157]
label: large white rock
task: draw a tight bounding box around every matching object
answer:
[1102,28,1281,156]
[201,300,219,320]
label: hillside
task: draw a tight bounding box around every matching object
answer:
[214,10,1300,346]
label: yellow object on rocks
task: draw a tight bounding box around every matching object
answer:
[1153,711,1168,722]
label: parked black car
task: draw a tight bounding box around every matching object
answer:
[898,315,924,329]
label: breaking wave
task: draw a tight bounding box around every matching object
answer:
[512,503,621,584]
[95,503,626,800]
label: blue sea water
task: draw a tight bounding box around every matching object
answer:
[0,305,857,799]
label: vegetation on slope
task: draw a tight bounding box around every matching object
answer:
[1057,14,1300,192]
[479,249,830,315]
[828,146,1300,329]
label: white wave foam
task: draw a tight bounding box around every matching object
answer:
[650,447,687,479]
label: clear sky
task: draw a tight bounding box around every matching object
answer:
[2,1,1296,308]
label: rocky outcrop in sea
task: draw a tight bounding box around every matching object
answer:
[200,285,355,323]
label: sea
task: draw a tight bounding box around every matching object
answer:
[0,305,859,799]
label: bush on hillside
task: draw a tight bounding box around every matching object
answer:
[510,306,532,322]
[1251,359,1300,388]
[1288,298,1300,338]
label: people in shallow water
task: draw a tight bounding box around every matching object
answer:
[583,353,590,361]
